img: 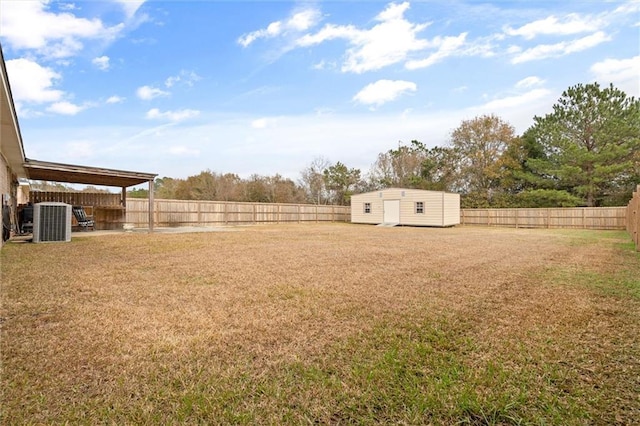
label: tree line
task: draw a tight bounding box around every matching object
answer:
[128,82,639,208]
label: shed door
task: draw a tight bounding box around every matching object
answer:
[383,200,400,224]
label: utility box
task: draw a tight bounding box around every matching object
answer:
[33,202,72,243]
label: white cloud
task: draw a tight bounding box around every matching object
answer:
[0,0,124,59]
[165,70,201,88]
[136,85,170,100]
[92,55,110,70]
[146,108,200,122]
[511,31,611,64]
[353,79,417,107]
[58,3,78,11]
[504,14,603,39]
[591,55,640,95]
[287,9,320,31]
[47,101,85,115]
[251,118,272,129]
[113,0,146,19]
[312,60,332,70]
[168,145,200,156]
[106,95,125,104]
[238,7,321,47]
[5,58,64,103]
[405,33,468,70]
[478,88,552,110]
[297,2,430,73]
[515,76,545,89]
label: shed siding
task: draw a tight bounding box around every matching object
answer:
[443,193,461,226]
[351,191,384,224]
[351,188,460,227]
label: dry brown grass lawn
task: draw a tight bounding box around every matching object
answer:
[1,224,639,424]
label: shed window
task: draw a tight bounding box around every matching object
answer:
[364,202,371,214]
[415,201,424,214]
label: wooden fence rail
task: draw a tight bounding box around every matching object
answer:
[125,199,351,227]
[460,207,627,230]
[626,185,640,251]
[29,191,122,206]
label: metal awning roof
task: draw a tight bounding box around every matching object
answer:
[23,159,157,188]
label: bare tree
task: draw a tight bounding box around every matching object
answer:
[299,156,331,204]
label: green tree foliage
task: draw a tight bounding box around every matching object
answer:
[369,141,426,188]
[323,162,362,205]
[244,174,306,204]
[449,114,520,207]
[154,177,180,199]
[152,171,305,204]
[524,83,640,206]
[369,141,458,191]
[515,189,583,208]
[419,145,459,192]
[127,188,149,198]
[29,180,75,192]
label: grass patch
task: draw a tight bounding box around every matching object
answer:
[1,225,639,424]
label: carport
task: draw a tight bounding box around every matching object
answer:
[22,158,157,231]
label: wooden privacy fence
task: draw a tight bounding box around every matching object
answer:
[460,207,627,230]
[28,191,125,230]
[626,185,640,251]
[125,199,351,227]
[29,191,122,206]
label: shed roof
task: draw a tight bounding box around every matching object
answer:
[352,188,457,197]
[23,159,157,188]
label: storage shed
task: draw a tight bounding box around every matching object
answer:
[351,188,460,227]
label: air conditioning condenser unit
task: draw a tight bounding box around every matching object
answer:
[33,202,72,243]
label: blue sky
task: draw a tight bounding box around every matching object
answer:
[1,0,638,188]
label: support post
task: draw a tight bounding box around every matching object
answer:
[121,187,127,208]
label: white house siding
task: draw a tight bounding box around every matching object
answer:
[351,188,460,227]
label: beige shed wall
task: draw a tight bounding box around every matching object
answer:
[351,188,460,227]
[351,190,385,224]
[443,193,461,226]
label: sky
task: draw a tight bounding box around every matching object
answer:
[1,0,639,189]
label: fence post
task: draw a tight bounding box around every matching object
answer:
[632,185,640,251]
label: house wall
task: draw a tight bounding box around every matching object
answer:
[1,154,9,199]
[1,153,18,245]
[351,188,460,227]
